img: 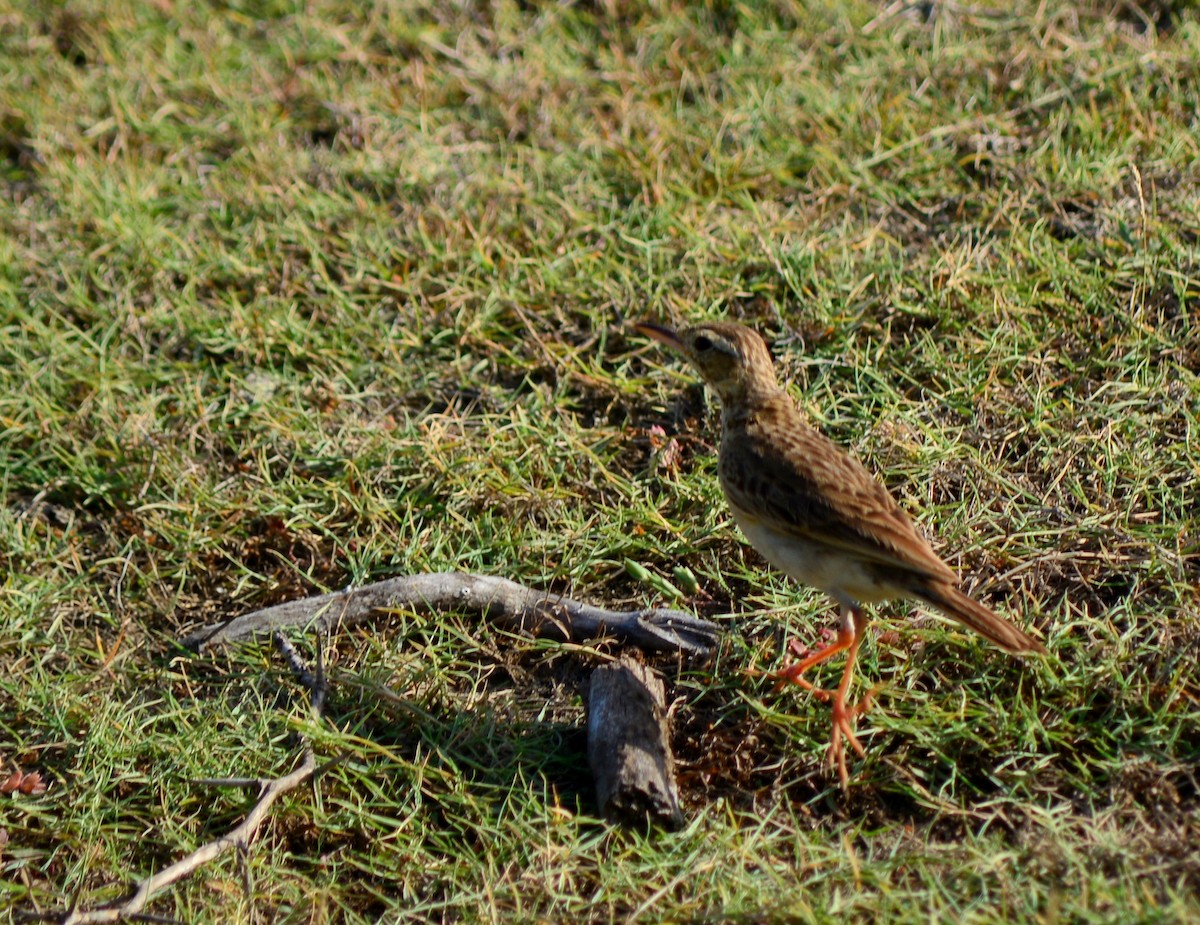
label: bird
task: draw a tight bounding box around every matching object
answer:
[633,320,1045,786]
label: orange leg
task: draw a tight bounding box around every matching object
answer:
[772,606,874,787]
[826,627,868,787]
[770,627,854,699]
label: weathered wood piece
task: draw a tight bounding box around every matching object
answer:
[587,657,684,829]
[182,571,720,657]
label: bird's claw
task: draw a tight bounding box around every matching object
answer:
[826,697,868,788]
[768,663,836,700]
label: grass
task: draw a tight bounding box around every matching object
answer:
[1,0,1198,921]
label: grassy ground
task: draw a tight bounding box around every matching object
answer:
[2,0,1198,921]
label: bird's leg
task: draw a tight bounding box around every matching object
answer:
[768,605,875,785]
[769,614,855,700]
[783,628,839,660]
[826,606,869,788]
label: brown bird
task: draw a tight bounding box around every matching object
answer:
[635,320,1045,786]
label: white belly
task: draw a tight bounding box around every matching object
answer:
[730,508,900,608]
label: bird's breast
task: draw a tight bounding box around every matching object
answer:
[726,502,901,607]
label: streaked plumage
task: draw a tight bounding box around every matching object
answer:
[636,320,1044,785]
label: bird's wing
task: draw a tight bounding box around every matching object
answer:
[721,399,958,585]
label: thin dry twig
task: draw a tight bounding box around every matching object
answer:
[181,571,721,657]
[29,636,327,925]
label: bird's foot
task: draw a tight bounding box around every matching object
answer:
[824,683,884,788]
[826,695,868,788]
[847,681,884,720]
[744,662,832,697]
[767,660,836,700]
[763,633,848,698]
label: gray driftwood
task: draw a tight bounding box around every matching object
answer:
[587,657,684,829]
[182,571,720,657]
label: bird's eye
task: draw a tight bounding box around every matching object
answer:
[693,335,713,352]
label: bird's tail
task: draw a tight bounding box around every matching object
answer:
[916,582,1045,655]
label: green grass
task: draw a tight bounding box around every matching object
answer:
[2,0,1198,921]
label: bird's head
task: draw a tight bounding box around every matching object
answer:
[634,321,780,404]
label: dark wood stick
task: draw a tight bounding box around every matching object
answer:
[182,572,720,657]
[587,657,684,829]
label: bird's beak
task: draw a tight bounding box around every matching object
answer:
[632,322,684,351]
